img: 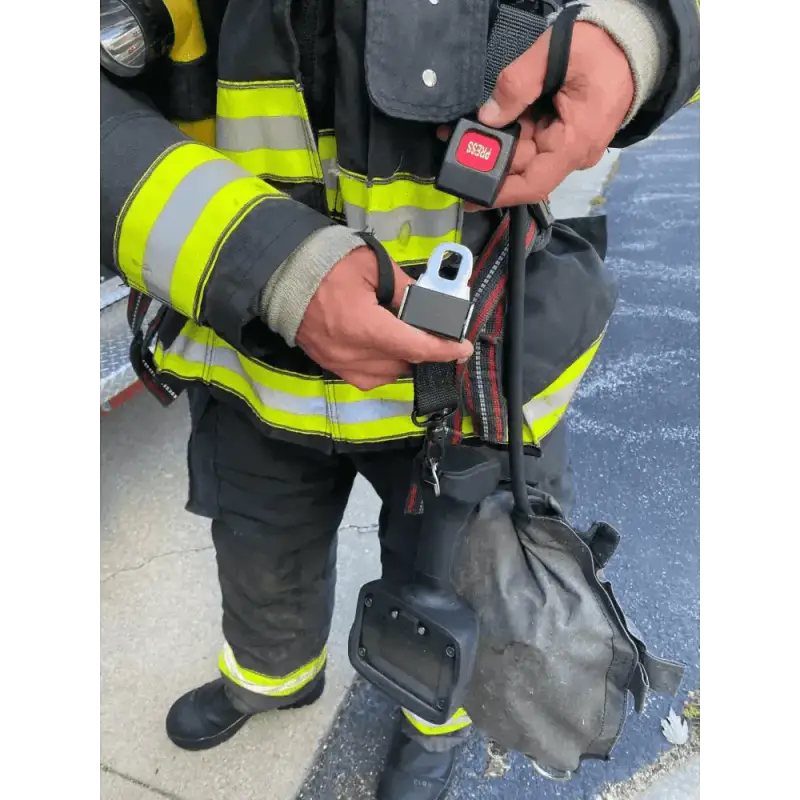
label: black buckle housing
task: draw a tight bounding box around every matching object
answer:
[349,580,478,723]
[436,117,520,208]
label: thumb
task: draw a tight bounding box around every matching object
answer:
[478,30,550,128]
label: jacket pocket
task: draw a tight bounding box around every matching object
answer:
[364,0,493,122]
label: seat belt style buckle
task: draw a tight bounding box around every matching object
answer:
[435,117,521,208]
[397,242,475,342]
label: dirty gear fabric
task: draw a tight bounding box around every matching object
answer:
[184,385,574,740]
[452,489,685,773]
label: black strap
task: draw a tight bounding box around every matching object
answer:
[542,3,584,101]
[126,289,187,407]
[412,362,459,422]
[483,2,549,105]
[411,4,572,427]
[356,230,395,309]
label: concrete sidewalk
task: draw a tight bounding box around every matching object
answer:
[100,146,698,800]
[101,392,385,799]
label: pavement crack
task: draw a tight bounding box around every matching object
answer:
[101,764,188,800]
[101,545,214,583]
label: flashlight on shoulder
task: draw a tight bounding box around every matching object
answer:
[100,0,175,77]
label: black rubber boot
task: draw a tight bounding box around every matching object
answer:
[377,727,459,800]
[165,672,325,751]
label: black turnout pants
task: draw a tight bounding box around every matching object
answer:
[184,386,573,744]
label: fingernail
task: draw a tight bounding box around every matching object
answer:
[479,98,500,124]
[457,355,470,365]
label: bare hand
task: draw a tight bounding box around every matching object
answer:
[439,22,634,210]
[296,247,473,391]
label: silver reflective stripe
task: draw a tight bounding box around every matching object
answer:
[335,395,412,424]
[522,377,583,428]
[216,115,311,152]
[343,203,459,241]
[168,335,414,424]
[221,642,325,696]
[321,158,339,192]
[170,334,327,416]
[142,157,250,302]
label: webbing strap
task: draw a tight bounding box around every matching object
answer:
[357,230,395,309]
[482,2,551,104]
[413,362,459,420]
[126,290,187,407]
[411,0,573,426]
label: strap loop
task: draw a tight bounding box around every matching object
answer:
[126,289,187,407]
[541,3,584,103]
[356,230,395,309]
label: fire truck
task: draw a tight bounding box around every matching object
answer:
[100,267,148,413]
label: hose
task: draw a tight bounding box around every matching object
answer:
[507,204,533,521]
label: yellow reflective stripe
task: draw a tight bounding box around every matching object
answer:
[331,381,414,405]
[217,80,312,119]
[318,131,343,215]
[337,169,462,264]
[338,169,459,213]
[154,318,582,446]
[154,327,426,443]
[385,232,465,265]
[154,322,595,446]
[402,707,472,736]
[458,412,535,444]
[215,148,323,182]
[219,642,327,697]
[116,142,283,319]
[169,322,346,395]
[163,0,206,62]
[216,81,323,182]
[522,331,606,443]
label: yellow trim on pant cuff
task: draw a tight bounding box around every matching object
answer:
[218,643,327,697]
[402,707,472,736]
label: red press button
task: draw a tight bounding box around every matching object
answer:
[455,130,501,172]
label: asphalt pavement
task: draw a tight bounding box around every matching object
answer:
[100,104,699,800]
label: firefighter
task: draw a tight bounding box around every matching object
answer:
[100,1,699,797]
